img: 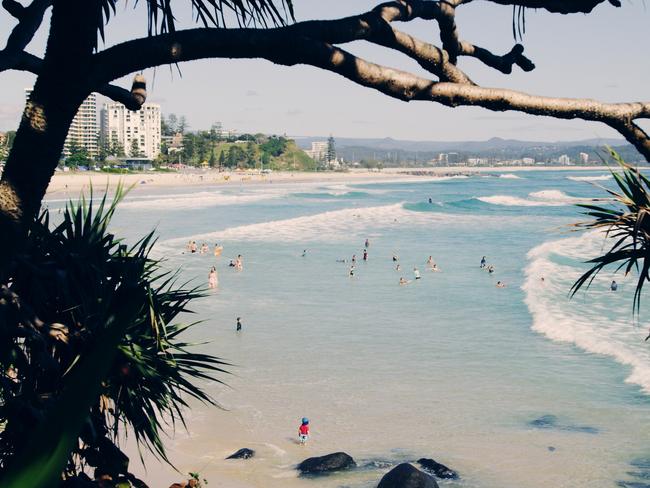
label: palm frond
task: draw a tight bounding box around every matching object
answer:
[570,148,650,315]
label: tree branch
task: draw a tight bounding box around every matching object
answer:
[459,42,535,74]
[485,0,620,13]
[0,0,51,72]
[90,27,650,160]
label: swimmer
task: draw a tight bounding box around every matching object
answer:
[208,267,218,289]
[428,197,433,204]
[235,254,243,271]
[365,238,370,248]
[200,243,209,254]
[298,418,310,445]
[426,256,433,266]
[363,249,368,261]
[414,267,421,280]
[487,265,495,274]
[352,254,356,264]
[480,256,486,268]
[399,277,410,285]
[302,249,307,257]
[396,264,401,271]
[611,280,618,291]
[496,281,506,288]
[431,263,439,272]
[392,255,399,262]
[228,260,236,267]
[236,317,242,331]
[190,241,197,253]
[214,243,223,257]
[349,266,355,277]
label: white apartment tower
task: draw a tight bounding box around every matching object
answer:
[101,103,161,159]
[25,88,99,157]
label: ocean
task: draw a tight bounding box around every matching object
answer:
[49,171,650,488]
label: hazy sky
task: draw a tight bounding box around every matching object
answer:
[1,0,649,141]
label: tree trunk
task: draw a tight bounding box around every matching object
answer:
[0,0,96,277]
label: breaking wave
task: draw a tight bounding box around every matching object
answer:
[479,190,595,207]
[523,231,650,394]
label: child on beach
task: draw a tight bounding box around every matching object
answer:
[298,418,310,445]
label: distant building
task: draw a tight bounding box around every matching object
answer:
[522,157,535,165]
[558,154,571,165]
[447,152,461,165]
[101,103,161,159]
[26,88,98,158]
[579,152,589,164]
[305,141,328,161]
[437,153,448,164]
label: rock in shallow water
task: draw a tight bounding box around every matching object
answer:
[378,463,439,488]
[528,414,598,434]
[297,452,356,474]
[417,458,459,479]
[226,448,255,460]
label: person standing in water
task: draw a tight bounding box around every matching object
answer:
[235,254,243,270]
[363,249,368,261]
[611,280,618,291]
[365,238,370,248]
[302,249,307,257]
[349,266,355,277]
[236,317,242,331]
[480,256,487,268]
[208,267,218,289]
[298,418,310,444]
[414,267,421,280]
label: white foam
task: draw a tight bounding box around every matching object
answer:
[479,189,596,207]
[120,190,283,210]
[157,203,501,249]
[523,231,650,394]
[567,175,613,182]
[499,174,522,179]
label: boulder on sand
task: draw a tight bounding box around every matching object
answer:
[297,452,356,474]
[417,458,459,479]
[226,448,255,460]
[377,463,438,488]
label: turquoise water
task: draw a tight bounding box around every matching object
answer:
[50,172,650,488]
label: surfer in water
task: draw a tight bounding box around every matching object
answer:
[298,418,310,445]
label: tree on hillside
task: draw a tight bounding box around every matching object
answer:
[326,135,336,164]
[218,149,226,171]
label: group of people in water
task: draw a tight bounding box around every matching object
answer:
[184,240,245,291]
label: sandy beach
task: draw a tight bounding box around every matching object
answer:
[46,166,613,196]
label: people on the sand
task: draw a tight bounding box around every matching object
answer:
[208,267,218,289]
[399,277,409,285]
[480,256,487,268]
[236,317,242,331]
[363,249,368,261]
[496,281,506,288]
[298,418,310,445]
[414,267,421,280]
[611,280,618,291]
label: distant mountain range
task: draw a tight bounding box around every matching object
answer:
[295,136,626,152]
[294,136,641,164]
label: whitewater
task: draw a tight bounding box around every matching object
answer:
[64,169,650,488]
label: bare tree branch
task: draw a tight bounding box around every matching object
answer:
[90,27,650,160]
[459,42,535,74]
[0,0,51,72]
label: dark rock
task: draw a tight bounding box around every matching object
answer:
[417,458,459,479]
[297,452,356,474]
[529,414,558,429]
[377,463,439,488]
[548,446,556,452]
[226,448,255,460]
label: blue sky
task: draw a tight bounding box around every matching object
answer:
[0,0,648,141]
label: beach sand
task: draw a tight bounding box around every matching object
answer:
[46,166,612,196]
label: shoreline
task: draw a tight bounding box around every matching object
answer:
[45,166,614,195]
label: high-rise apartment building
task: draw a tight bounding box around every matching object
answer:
[25,88,99,158]
[101,103,161,160]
